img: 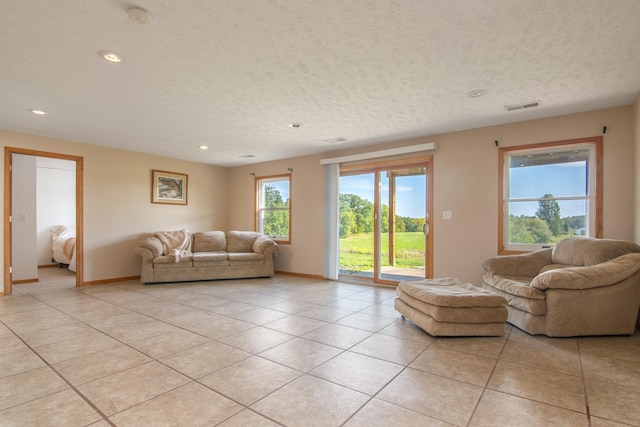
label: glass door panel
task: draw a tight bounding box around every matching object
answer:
[377,166,427,282]
[339,173,375,280]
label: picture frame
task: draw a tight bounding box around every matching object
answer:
[151,170,188,205]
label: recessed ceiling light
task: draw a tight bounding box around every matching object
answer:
[466,89,486,98]
[239,154,256,158]
[199,145,209,150]
[288,123,302,128]
[28,109,47,115]
[97,50,124,63]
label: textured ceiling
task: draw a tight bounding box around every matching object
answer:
[1,0,639,167]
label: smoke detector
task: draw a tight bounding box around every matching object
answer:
[128,7,152,24]
[466,89,486,98]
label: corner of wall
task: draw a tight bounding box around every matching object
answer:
[634,93,640,243]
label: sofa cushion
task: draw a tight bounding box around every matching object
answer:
[228,252,264,262]
[192,251,229,261]
[552,237,640,266]
[193,232,227,252]
[538,264,571,274]
[531,253,640,291]
[398,278,507,308]
[227,231,261,252]
[483,274,546,300]
[396,288,508,323]
[153,255,193,268]
[193,260,230,267]
[395,298,506,336]
[482,282,547,315]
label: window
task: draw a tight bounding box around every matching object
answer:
[255,174,291,243]
[499,137,602,253]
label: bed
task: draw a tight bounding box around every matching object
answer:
[50,225,77,272]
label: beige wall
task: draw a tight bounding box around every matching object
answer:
[430,106,634,284]
[1,129,229,284]
[634,93,640,243]
[228,155,325,276]
[229,106,636,285]
[1,103,636,288]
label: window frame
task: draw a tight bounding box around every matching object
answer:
[255,174,292,244]
[498,137,602,254]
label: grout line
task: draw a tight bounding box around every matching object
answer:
[342,321,442,426]
[3,277,620,425]
[464,324,512,426]
[0,320,116,427]
[576,338,592,426]
[21,279,397,424]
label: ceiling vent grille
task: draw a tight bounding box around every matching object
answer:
[505,100,541,112]
[323,137,347,144]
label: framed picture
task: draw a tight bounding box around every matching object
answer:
[151,170,188,205]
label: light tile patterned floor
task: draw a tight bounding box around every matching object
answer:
[0,275,639,426]
[11,266,76,296]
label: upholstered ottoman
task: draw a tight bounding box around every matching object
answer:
[395,278,508,336]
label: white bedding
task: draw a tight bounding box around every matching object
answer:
[50,225,76,272]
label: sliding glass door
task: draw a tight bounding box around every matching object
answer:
[339,159,431,284]
[378,166,427,282]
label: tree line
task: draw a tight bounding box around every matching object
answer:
[510,194,585,244]
[266,186,585,244]
[339,194,423,238]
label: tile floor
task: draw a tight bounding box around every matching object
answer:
[1,275,639,426]
[11,266,77,296]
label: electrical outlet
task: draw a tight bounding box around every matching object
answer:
[442,211,452,220]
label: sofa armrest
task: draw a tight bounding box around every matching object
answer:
[531,253,640,290]
[263,243,278,257]
[252,235,278,254]
[135,236,163,261]
[483,248,553,277]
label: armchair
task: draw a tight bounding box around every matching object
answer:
[482,237,640,337]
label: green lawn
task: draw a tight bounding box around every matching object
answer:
[340,232,425,273]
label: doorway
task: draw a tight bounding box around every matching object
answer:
[3,147,84,295]
[339,157,433,285]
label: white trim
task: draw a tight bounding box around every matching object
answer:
[320,142,436,165]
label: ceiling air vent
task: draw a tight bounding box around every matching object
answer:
[505,100,541,112]
[323,137,347,144]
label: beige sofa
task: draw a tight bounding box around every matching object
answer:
[482,237,640,337]
[135,230,278,284]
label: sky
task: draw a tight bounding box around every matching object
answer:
[509,161,588,217]
[340,173,426,218]
[338,161,588,220]
[269,180,289,202]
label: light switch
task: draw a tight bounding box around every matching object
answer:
[442,211,452,220]
[19,212,28,221]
